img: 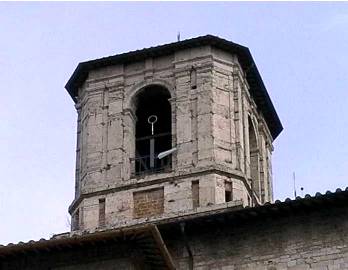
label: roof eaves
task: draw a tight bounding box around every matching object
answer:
[64,34,282,138]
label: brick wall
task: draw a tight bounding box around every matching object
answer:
[133,188,164,218]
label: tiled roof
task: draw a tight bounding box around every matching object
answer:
[0,224,176,269]
[65,34,283,139]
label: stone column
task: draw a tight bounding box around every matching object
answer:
[175,69,193,171]
[122,109,136,180]
[196,68,214,167]
[74,102,82,198]
[80,88,104,193]
[106,83,125,184]
[232,64,244,172]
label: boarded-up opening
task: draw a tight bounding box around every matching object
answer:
[225,181,232,202]
[133,188,164,218]
[72,209,79,231]
[192,180,199,208]
[99,198,106,227]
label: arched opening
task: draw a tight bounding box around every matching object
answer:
[248,117,260,199]
[133,85,172,175]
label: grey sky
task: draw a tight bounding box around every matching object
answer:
[1,2,347,245]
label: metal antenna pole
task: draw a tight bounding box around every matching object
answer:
[148,115,157,169]
[293,172,297,198]
[150,139,155,168]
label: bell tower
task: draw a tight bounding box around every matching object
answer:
[65,35,282,232]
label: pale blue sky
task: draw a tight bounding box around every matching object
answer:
[1,2,347,245]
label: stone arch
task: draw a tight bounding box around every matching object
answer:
[130,83,173,175]
[248,115,259,147]
[125,79,175,112]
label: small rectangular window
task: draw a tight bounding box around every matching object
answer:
[99,198,106,227]
[190,68,197,89]
[192,180,199,208]
[80,207,84,230]
[73,209,79,231]
[225,181,232,202]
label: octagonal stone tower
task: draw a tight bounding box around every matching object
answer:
[65,35,282,232]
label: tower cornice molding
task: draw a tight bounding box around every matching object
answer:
[69,165,256,214]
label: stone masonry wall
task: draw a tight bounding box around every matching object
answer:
[3,203,348,270]
[70,45,275,231]
[211,47,274,204]
[163,204,348,270]
[53,259,135,270]
[74,172,249,231]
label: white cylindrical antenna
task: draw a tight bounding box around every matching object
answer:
[158,147,177,160]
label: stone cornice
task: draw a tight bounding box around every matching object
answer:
[68,165,256,214]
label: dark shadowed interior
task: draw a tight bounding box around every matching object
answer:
[134,85,172,174]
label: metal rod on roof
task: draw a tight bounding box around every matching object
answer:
[293,172,296,198]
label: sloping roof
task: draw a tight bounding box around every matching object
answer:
[157,187,348,229]
[65,35,283,139]
[2,187,348,257]
[0,224,175,270]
